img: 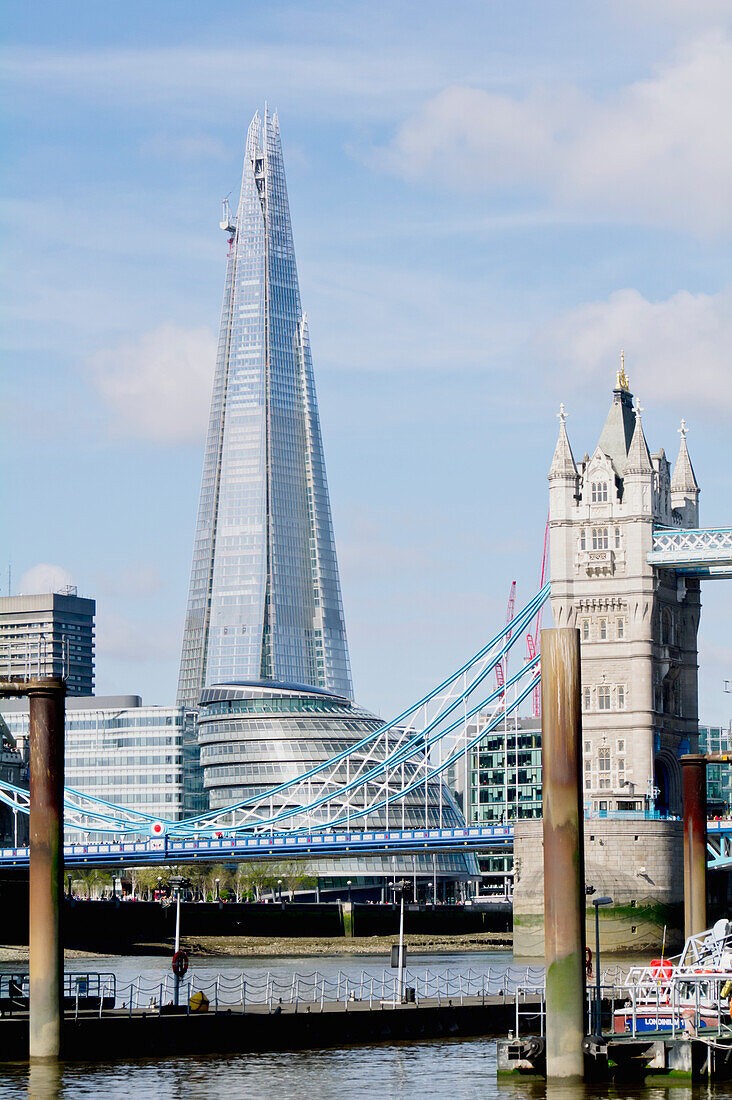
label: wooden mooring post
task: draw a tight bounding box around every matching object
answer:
[541,628,586,1080]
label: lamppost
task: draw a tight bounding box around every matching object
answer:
[347,880,352,904]
[215,878,220,902]
[277,879,283,902]
[592,896,613,1036]
[391,878,410,1002]
[66,874,72,899]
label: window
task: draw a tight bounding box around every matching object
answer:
[599,619,607,640]
[617,739,625,753]
[617,685,625,709]
[582,620,590,641]
[617,618,624,640]
[598,686,611,710]
[592,527,609,550]
[584,741,591,754]
[599,747,610,772]
[580,529,586,551]
[583,687,591,711]
[591,482,609,503]
[618,757,625,774]
[584,759,591,772]
[615,526,621,548]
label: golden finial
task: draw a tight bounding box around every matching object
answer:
[616,349,630,392]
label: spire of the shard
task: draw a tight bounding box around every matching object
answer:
[177,108,353,708]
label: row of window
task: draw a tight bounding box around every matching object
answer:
[581,617,625,641]
[583,685,626,710]
[579,527,622,551]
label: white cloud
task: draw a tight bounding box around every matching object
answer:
[19,564,74,595]
[88,323,216,444]
[384,33,732,235]
[534,285,732,415]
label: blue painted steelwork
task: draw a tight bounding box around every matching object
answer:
[0,583,551,841]
[0,824,514,868]
[705,819,732,869]
[648,528,732,578]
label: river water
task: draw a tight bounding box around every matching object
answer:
[2,952,732,1099]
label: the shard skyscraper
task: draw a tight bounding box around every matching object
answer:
[177,107,353,708]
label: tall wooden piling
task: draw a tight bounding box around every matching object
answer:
[541,628,586,1080]
[28,680,66,1060]
[681,754,707,939]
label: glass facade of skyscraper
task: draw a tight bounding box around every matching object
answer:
[178,108,352,707]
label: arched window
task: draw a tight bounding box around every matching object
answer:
[614,527,621,548]
[592,527,609,550]
[598,686,611,710]
[591,482,609,503]
[616,618,624,640]
[580,529,586,551]
[599,619,607,640]
[582,620,590,641]
[583,687,591,710]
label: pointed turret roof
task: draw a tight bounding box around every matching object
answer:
[598,374,636,477]
[671,420,699,494]
[625,404,653,474]
[548,404,578,478]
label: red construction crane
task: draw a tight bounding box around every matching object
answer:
[495,581,517,698]
[526,516,550,717]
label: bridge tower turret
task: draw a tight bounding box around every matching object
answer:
[547,365,700,817]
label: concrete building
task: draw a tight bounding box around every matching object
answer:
[547,367,700,816]
[0,590,95,696]
[0,696,185,825]
[469,717,543,825]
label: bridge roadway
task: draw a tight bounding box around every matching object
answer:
[2,818,731,869]
[648,527,732,579]
[0,823,514,868]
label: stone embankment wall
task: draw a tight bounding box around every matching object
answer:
[513,818,683,956]
[0,888,511,949]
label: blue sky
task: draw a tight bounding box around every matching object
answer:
[2,0,731,723]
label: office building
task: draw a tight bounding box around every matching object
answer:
[178,106,352,708]
[0,590,95,695]
[700,723,732,814]
[0,696,185,824]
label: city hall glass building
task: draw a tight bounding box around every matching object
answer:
[177,107,351,708]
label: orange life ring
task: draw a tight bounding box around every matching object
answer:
[649,958,673,982]
[172,950,189,978]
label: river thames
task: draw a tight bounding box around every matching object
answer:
[2,952,731,1099]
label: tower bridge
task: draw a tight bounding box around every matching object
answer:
[1,376,731,878]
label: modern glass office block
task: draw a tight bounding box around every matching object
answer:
[178,107,352,708]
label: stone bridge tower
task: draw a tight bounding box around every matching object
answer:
[548,365,701,816]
